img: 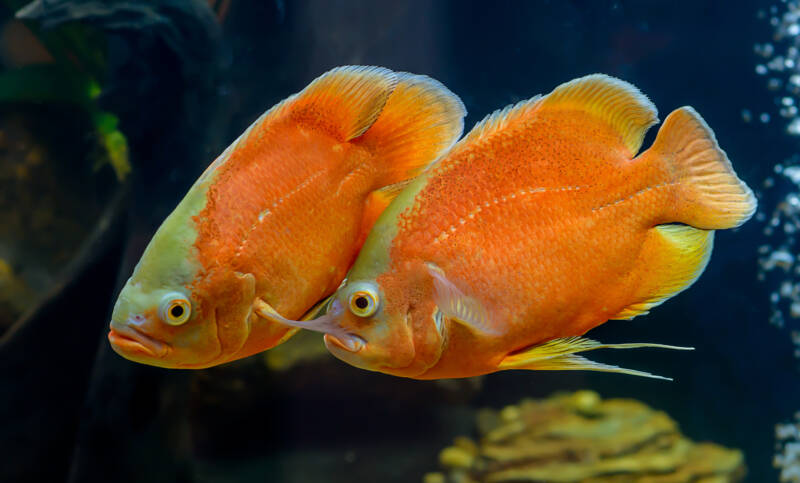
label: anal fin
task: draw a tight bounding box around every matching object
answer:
[611,224,713,320]
[498,336,692,380]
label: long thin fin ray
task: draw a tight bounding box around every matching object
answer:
[498,336,690,380]
[517,354,672,381]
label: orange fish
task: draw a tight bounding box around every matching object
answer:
[108,66,465,368]
[275,74,757,380]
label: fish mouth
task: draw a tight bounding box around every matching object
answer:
[324,333,365,353]
[108,323,168,358]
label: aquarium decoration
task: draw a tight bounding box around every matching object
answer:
[1,0,130,180]
[0,1,132,331]
[15,0,224,79]
[427,391,745,483]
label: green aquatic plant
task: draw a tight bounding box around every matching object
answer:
[0,1,130,180]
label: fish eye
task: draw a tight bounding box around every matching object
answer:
[347,283,379,318]
[159,292,191,326]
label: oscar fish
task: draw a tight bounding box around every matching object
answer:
[274,74,757,379]
[108,66,465,368]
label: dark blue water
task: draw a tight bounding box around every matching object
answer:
[1,1,795,482]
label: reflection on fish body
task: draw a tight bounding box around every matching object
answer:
[108,66,466,368]
[283,74,757,380]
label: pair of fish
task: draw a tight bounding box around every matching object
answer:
[109,66,756,379]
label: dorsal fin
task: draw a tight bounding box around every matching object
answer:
[196,66,398,183]
[355,72,466,183]
[538,74,659,155]
[459,96,542,145]
[287,65,398,141]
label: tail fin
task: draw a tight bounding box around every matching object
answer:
[355,72,466,185]
[645,107,757,229]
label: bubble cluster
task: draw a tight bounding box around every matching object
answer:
[751,3,800,134]
[775,413,800,482]
[756,155,800,359]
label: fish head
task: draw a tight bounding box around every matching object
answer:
[108,181,255,369]
[109,275,211,367]
[299,264,442,378]
[319,278,417,374]
[109,266,256,369]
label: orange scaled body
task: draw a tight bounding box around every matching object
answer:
[298,74,756,380]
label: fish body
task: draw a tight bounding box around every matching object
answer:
[108,66,465,368]
[291,75,756,379]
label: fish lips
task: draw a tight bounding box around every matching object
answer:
[108,322,169,358]
[324,333,365,353]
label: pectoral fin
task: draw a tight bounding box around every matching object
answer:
[254,293,334,325]
[253,298,287,324]
[498,336,693,380]
[425,262,500,337]
[253,296,355,346]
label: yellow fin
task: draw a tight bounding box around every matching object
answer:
[539,74,659,155]
[498,336,692,380]
[612,224,713,320]
[357,72,466,183]
[356,180,412,250]
[646,106,757,229]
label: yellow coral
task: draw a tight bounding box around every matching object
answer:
[433,391,745,483]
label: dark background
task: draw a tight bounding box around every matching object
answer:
[1,0,793,482]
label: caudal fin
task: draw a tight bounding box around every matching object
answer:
[646,107,757,229]
[355,72,466,185]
